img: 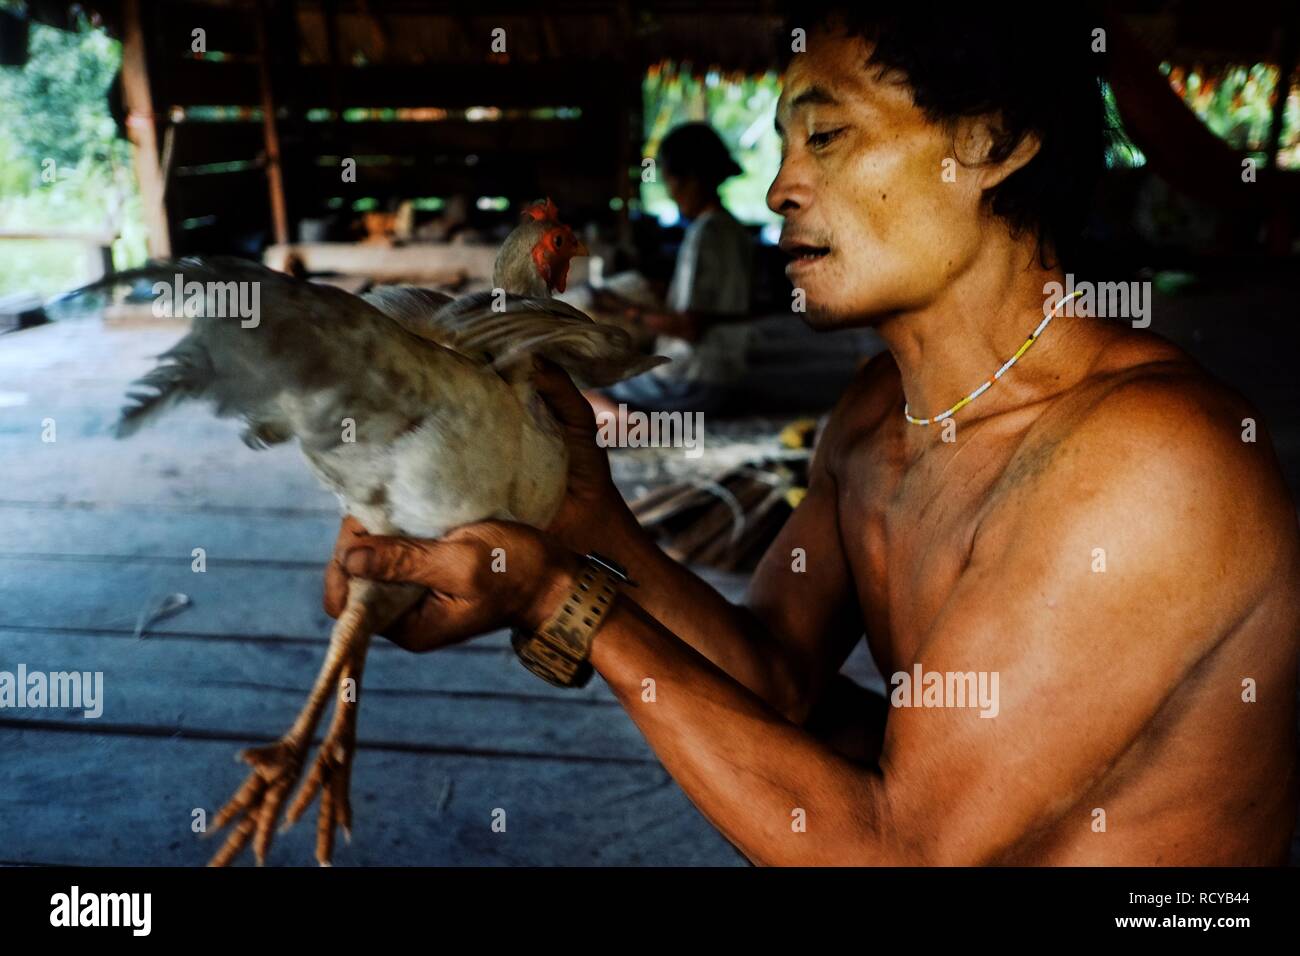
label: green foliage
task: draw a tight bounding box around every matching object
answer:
[1162,60,1299,167]
[0,15,146,298]
[1,16,121,168]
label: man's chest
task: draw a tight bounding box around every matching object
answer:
[834,423,1026,674]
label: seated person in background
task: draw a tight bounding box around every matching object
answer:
[589,123,755,415]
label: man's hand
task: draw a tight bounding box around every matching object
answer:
[321,364,643,653]
[640,309,701,342]
[589,287,635,315]
[532,361,643,556]
[323,513,370,617]
[325,519,580,652]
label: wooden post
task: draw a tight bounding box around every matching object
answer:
[324,0,346,154]
[255,4,291,246]
[1264,12,1298,253]
[120,0,171,258]
[614,0,640,246]
[1265,13,1297,171]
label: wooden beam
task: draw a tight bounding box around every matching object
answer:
[1265,14,1298,171]
[324,0,346,152]
[160,59,627,109]
[255,3,290,246]
[614,0,639,245]
[120,0,172,258]
[1265,12,1298,252]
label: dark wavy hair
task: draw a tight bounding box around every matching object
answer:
[658,122,745,191]
[780,4,1111,268]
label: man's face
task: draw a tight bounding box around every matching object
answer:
[665,172,707,220]
[769,30,990,327]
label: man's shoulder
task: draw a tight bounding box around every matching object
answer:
[1006,333,1298,599]
[1057,329,1261,478]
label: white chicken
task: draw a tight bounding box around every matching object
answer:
[99,199,664,865]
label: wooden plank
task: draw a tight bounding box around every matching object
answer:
[0,554,370,640]
[298,160,614,207]
[167,121,265,167]
[302,149,612,184]
[0,615,883,713]
[0,415,329,513]
[0,503,336,564]
[309,117,611,157]
[155,2,260,57]
[157,60,627,110]
[0,729,742,865]
[263,241,499,283]
[167,165,271,217]
[163,116,618,169]
[158,59,261,107]
[0,324,333,510]
[294,62,628,110]
[0,628,648,759]
[0,229,117,244]
[0,621,595,701]
[0,546,518,662]
[0,550,884,699]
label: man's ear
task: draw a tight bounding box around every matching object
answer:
[954,114,1042,190]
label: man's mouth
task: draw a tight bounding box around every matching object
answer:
[779,238,832,262]
[780,237,833,277]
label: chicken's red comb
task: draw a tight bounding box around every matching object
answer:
[520,198,560,223]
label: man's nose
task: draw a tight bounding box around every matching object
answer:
[767,158,810,216]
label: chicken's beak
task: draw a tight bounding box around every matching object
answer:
[572,238,590,257]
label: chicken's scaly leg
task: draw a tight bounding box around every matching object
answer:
[283,630,371,865]
[207,577,416,866]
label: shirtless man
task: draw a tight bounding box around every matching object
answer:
[326,10,1300,864]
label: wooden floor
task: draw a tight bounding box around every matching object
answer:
[2,277,1298,865]
[0,318,766,866]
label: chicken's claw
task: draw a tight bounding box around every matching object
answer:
[206,739,308,866]
[284,680,362,865]
[203,580,380,866]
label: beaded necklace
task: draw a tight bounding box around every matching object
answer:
[903,290,1084,425]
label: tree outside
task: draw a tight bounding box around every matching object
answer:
[0,6,146,299]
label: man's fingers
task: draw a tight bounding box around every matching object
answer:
[533,360,596,435]
[343,535,481,590]
[333,516,369,561]
[375,589,499,653]
[323,558,348,617]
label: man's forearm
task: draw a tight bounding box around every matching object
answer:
[579,504,807,717]
[588,594,893,865]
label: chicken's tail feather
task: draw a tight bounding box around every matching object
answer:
[115,341,215,438]
[67,258,415,444]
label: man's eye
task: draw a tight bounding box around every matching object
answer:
[807,127,846,150]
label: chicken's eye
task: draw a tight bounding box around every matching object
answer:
[554,235,565,248]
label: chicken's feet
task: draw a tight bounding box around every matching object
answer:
[207,736,309,866]
[204,578,395,866]
[283,637,370,865]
